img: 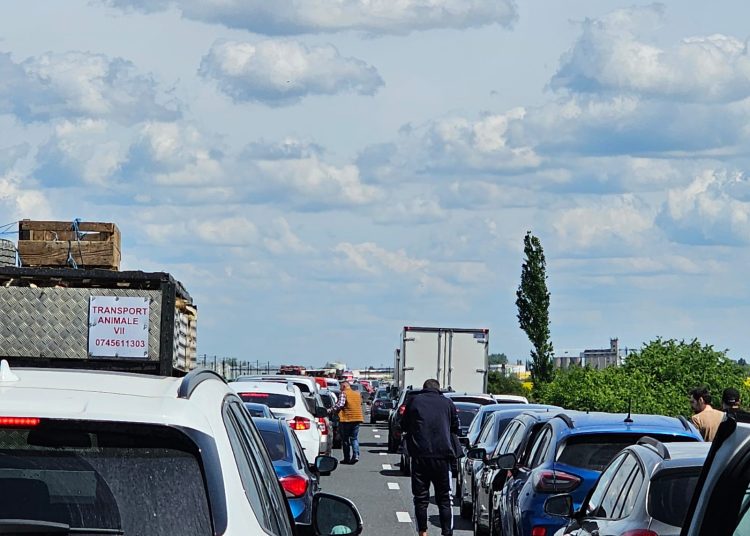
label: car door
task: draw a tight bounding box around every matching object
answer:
[223,399,295,536]
[478,420,521,527]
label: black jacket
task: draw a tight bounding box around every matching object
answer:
[402,388,460,459]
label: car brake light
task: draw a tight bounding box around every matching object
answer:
[0,417,40,427]
[290,417,311,431]
[531,528,546,536]
[621,531,658,536]
[280,475,309,498]
[317,417,329,435]
[532,469,582,493]
[398,404,406,416]
[240,392,268,398]
[373,400,382,407]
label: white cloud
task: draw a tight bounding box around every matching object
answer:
[103,0,518,35]
[34,119,124,187]
[657,169,750,245]
[372,196,447,225]
[263,217,314,254]
[0,51,178,124]
[199,40,383,106]
[120,122,225,187]
[552,5,750,103]
[552,194,654,249]
[0,172,53,222]
[333,242,428,274]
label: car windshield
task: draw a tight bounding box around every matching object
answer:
[457,409,478,428]
[648,469,701,527]
[559,433,692,471]
[238,392,296,408]
[258,429,288,462]
[0,420,211,535]
[375,390,390,400]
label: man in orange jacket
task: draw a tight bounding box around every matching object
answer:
[334,380,364,464]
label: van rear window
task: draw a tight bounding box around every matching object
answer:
[0,420,211,536]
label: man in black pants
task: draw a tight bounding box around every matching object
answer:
[402,379,459,536]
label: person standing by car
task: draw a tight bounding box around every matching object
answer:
[402,379,460,536]
[334,380,363,464]
[722,387,750,420]
[689,386,724,441]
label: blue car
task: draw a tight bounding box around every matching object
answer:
[253,417,338,526]
[494,411,702,536]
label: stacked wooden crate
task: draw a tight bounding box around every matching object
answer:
[17,220,121,270]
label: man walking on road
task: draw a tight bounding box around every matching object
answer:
[334,380,363,464]
[689,386,724,441]
[402,379,459,536]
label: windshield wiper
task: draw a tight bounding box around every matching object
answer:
[0,520,124,535]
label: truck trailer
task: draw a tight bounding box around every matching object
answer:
[395,326,489,393]
[0,266,197,376]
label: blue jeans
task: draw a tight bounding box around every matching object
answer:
[340,422,361,460]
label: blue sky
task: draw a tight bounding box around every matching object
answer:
[2,1,750,369]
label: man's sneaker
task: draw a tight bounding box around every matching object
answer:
[351,458,359,464]
[341,458,352,464]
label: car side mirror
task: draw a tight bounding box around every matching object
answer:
[315,455,338,476]
[544,494,574,518]
[466,447,486,461]
[315,406,329,418]
[313,492,363,535]
[488,452,516,470]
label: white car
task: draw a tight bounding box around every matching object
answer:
[232,380,323,464]
[0,360,362,536]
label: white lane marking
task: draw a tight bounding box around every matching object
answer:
[382,464,392,470]
[374,434,381,438]
[388,482,400,490]
[379,452,387,456]
[372,429,379,432]
[396,511,411,523]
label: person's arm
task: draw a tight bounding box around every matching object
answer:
[448,400,460,435]
[333,390,347,411]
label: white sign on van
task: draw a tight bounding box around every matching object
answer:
[88,296,150,358]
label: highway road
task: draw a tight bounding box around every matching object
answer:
[321,409,473,536]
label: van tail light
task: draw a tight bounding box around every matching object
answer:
[531,528,546,536]
[317,417,329,435]
[290,417,311,431]
[0,417,40,427]
[621,532,658,536]
[532,469,582,493]
[398,404,406,416]
[280,475,309,498]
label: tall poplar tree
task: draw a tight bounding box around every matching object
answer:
[516,232,554,385]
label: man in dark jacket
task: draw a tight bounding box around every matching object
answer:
[402,379,460,536]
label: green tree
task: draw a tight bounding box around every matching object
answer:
[489,353,508,366]
[516,232,554,387]
[537,338,749,417]
[487,372,526,397]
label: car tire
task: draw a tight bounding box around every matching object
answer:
[370,415,377,424]
[459,498,472,520]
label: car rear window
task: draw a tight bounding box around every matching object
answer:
[457,410,478,428]
[258,430,288,462]
[0,420,211,535]
[559,434,690,471]
[238,392,296,408]
[648,469,701,527]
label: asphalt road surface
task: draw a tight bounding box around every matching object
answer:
[321,406,473,536]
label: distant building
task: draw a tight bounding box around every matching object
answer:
[554,338,620,370]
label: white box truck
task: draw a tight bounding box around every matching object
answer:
[395,326,489,393]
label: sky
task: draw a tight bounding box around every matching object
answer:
[2,1,750,369]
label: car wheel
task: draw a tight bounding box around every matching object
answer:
[370,415,377,424]
[459,497,472,519]
[474,501,489,536]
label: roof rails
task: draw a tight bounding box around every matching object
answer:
[554,413,575,428]
[637,436,670,460]
[678,415,693,432]
[178,368,226,400]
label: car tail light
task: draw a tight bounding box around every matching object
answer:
[0,417,40,427]
[532,469,582,493]
[398,404,406,416]
[280,475,309,498]
[317,417,329,435]
[621,531,658,536]
[289,417,311,431]
[373,400,382,407]
[531,528,546,536]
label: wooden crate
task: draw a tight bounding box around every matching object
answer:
[17,220,121,270]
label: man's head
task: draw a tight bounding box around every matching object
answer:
[423,379,440,390]
[340,381,350,391]
[689,386,712,413]
[722,387,741,410]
